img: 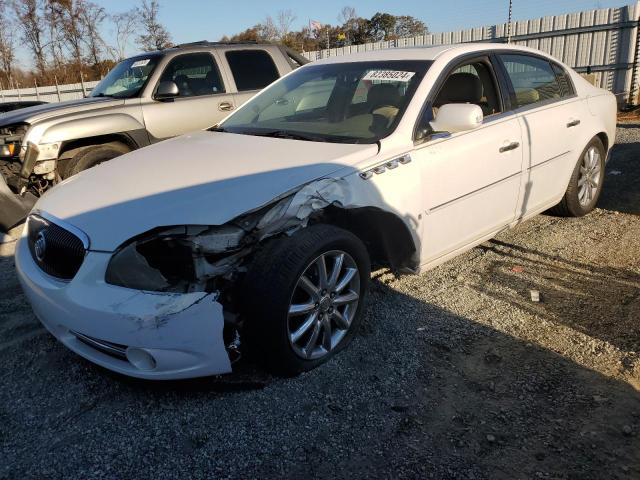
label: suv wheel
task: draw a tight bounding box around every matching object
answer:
[242,224,371,376]
[66,143,131,177]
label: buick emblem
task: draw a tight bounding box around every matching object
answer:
[34,231,47,262]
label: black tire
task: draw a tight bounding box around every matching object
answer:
[549,137,606,217]
[241,224,371,376]
[67,143,131,177]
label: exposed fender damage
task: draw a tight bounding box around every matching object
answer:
[255,178,355,237]
[109,176,414,296]
[189,177,367,286]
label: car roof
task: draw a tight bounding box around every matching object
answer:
[125,42,282,61]
[310,42,556,65]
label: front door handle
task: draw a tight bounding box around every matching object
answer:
[499,141,520,153]
[218,102,234,112]
[567,119,581,128]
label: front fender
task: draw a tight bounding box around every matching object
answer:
[26,114,146,146]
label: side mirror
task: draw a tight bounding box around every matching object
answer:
[430,103,483,134]
[155,81,179,100]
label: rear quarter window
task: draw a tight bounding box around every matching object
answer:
[551,63,575,98]
[499,54,562,108]
[225,50,280,92]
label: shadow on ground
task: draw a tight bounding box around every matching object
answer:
[598,140,640,215]
[1,267,639,479]
[1,130,639,479]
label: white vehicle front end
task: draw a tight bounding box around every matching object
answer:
[16,226,231,379]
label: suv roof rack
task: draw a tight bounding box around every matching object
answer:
[176,40,262,48]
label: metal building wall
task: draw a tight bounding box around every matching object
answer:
[303,2,640,104]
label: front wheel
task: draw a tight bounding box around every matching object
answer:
[66,143,131,178]
[241,224,371,376]
[549,137,606,217]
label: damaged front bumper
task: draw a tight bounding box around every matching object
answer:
[15,236,233,380]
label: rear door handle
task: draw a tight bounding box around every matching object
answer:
[567,119,581,127]
[218,101,234,112]
[499,141,520,153]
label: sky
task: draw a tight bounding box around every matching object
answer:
[13,0,635,68]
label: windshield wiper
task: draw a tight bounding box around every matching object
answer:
[248,130,329,142]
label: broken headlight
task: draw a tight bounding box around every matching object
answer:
[0,124,27,159]
[105,225,247,293]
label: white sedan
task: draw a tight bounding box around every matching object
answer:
[15,43,616,379]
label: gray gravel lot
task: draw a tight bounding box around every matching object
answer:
[1,123,639,479]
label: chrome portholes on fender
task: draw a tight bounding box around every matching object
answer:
[359,154,412,180]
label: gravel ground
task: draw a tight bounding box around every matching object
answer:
[1,124,639,480]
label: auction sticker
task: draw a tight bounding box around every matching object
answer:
[131,59,151,68]
[362,70,415,82]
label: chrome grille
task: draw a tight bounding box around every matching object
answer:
[27,214,87,280]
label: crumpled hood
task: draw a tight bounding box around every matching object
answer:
[0,97,122,125]
[36,131,377,251]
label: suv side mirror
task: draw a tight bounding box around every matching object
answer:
[156,81,179,100]
[430,103,483,134]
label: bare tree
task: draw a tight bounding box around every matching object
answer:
[257,15,278,42]
[44,0,65,70]
[54,0,86,67]
[337,6,358,44]
[276,9,296,40]
[338,6,357,27]
[79,0,107,68]
[110,10,137,61]
[0,0,16,82]
[13,0,48,77]
[137,0,172,51]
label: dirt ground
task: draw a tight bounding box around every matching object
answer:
[0,123,639,480]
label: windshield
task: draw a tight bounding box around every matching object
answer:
[91,56,160,99]
[219,60,431,144]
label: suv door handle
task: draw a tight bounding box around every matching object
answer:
[499,141,520,153]
[218,102,234,111]
[567,119,581,127]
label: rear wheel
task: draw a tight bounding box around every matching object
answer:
[66,143,131,177]
[549,137,605,217]
[242,224,370,376]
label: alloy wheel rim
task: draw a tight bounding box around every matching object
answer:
[287,250,360,360]
[578,146,601,207]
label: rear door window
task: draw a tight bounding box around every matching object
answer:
[499,54,562,108]
[225,50,280,91]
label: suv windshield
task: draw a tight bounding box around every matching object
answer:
[91,56,160,99]
[219,60,431,143]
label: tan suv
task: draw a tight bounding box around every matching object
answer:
[0,41,307,230]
